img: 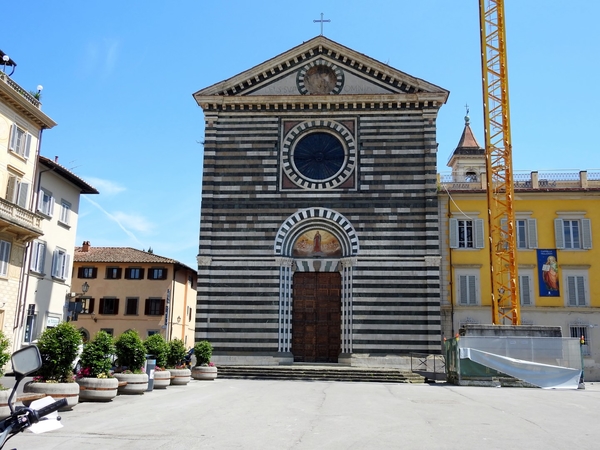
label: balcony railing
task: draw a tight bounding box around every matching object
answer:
[439,171,600,191]
[0,72,41,109]
[0,196,42,232]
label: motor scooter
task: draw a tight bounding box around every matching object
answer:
[0,345,66,449]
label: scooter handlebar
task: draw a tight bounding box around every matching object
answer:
[32,398,67,422]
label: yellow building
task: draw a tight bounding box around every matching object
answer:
[439,117,600,380]
[71,242,196,347]
[0,51,56,345]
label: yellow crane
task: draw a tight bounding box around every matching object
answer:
[478,0,521,325]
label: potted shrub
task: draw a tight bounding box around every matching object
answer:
[76,331,118,401]
[144,334,170,389]
[0,331,13,418]
[166,339,191,386]
[191,340,217,381]
[23,322,82,409]
[113,330,148,394]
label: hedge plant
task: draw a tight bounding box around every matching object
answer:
[194,340,213,366]
[144,334,168,368]
[79,330,115,378]
[166,338,187,368]
[37,322,82,382]
[114,330,146,373]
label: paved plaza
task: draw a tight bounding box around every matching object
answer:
[9,378,600,449]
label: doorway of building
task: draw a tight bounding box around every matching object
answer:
[292,272,341,363]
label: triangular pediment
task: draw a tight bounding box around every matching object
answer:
[193,36,448,103]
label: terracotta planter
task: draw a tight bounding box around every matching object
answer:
[192,366,218,381]
[0,389,14,419]
[169,368,191,385]
[113,373,149,395]
[153,370,171,389]
[23,381,80,410]
[77,377,119,402]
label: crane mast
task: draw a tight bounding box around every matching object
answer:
[478,0,521,325]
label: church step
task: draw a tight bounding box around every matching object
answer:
[216,366,425,383]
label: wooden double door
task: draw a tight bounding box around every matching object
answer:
[292,272,341,363]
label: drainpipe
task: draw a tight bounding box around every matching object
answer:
[447,194,455,338]
[169,265,179,341]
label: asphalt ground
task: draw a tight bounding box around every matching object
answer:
[6,378,600,450]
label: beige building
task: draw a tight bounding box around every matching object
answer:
[0,50,56,346]
[71,242,196,346]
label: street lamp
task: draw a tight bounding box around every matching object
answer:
[81,282,89,295]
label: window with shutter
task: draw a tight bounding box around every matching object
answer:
[51,248,69,280]
[0,240,11,277]
[59,200,71,225]
[566,274,587,306]
[100,298,119,315]
[556,218,592,250]
[106,267,122,279]
[519,274,532,306]
[30,240,46,273]
[125,298,138,315]
[125,267,144,279]
[8,124,32,159]
[37,189,54,216]
[458,273,478,305]
[145,298,165,315]
[148,268,167,280]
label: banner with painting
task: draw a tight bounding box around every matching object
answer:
[537,249,559,297]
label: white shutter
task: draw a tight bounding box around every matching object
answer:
[581,219,592,249]
[51,250,59,278]
[23,133,31,159]
[527,219,538,248]
[554,219,565,249]
[567,276,577,306]
[468,275,477,305]
[459,275,468,305]
[0,241,10,276]
[17,182,29,208]
[449,218,458,249]
[519,275,531,305]
[5,176,16,203]
[8,124,17,151]
[62,254,71,279]
[48,196,55,217]
[475,219,485,249]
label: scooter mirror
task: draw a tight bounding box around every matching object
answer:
[11,345,42,378]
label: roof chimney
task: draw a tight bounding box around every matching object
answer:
[82,241,90,252]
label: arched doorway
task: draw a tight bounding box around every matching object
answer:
[274,208,359,362]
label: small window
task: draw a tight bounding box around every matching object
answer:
[570,326,591,356]
[125,267,144,279]
[77,298,95,314]
[188,306,193,322]
[145,298,165,316]
[449,218,485,249]
[106,267,122,279]
[37,189,55,217]
[565,272,588,307]
[8,124,32,159]
[555,218,592,249]
[518,273,533,306]
[125,298,138,315]
[147,330,160,337]
[0,240,10,277]
[100,298,119,315]
[59,200,71,225]
[30,240,46,274]
[78,267,97,279]
[148,268,167,280]
[100,328,114,337]
[51,248,70,280]
[6,175,29,208]
[456,271,479,306]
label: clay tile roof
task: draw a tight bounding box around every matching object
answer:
[453,121,484,155]
[74,246,180,265]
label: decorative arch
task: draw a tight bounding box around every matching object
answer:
[274,207,359,256]
[275,207,358,356]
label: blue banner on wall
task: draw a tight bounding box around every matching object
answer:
[537,249,559,297]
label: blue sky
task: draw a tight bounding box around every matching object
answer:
[3,1,598,268]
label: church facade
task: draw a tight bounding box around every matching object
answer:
[193,36,449,366]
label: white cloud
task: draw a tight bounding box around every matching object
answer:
[85,177,126,196]
[112,212,154,234]
[82,197,147,244]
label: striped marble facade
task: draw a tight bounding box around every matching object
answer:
[194,36,448,365]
